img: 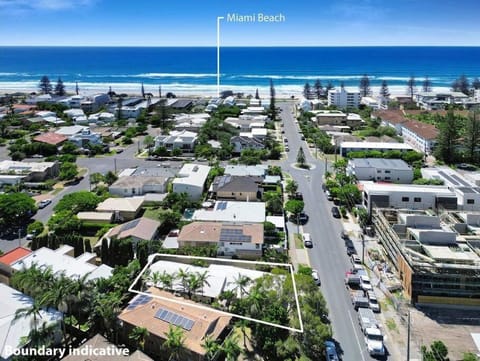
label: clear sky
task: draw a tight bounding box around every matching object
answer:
[0,0,479,46]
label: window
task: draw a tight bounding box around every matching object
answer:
[385,170,391,174]
[377,170,382,173]
[414,197,421,202]
[467,199,475,204]
[402,197,409,202]
[385,177,391,180]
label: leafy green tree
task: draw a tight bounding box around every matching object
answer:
[54,191,101,214]
[129,326,149,350]
[379,80,390,99]
[163,325,186,361]
[285,199,304,218]
[303,82,312,99]
[269,78,277,121]
[143,134,155,149]
[264,191,283,215]
[60,141,78,154]
[464,110,480,164]
[221,334,242,361]
[54,77,66,96]
[104,171,118,185]
[267,165,282,176]
[59,162,78,180]
[14,294,49,336]
[27,220,44,236]
[472,78,480,90]
[39,75,52,94]
[48,211,82,235]
[452,74,470,95]
[421,340,449,361]
[314,79,323,99]
[462,352,478,361]
[285,179,298,197]
[359,74,371,97]
[0,192,36,228]
[202,334,220,361]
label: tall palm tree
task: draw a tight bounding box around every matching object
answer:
[221,334,242,361]
[67,273,93,324]
[147,271,162,287]
[218,290,235,311]
[158,270,175,290]
[196,270,210,295]
[201,334,220,361]
[27,321,59,348]
[129,326,149,350]
[163,325,186,361]
[235,319,250,348]
[90,292,123,340]
[231,273,251,299]
[14,293,49,335]
[247,287,266,318]
[176,268,190,294]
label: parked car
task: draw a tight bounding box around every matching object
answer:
[326,190,333,201]
[292,192,303,200]
[331,206,340,218]
[360,275,373,291]
[367,291,381,312]
[38,199,52,209]
[311,269,321,286]
[302,233,313,248]
[341,231,349,240]
[351,254,362,266]
[324,341,339,361]
[289,212,309,224]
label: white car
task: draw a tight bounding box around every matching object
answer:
[311,269,321,286]
[302,233,313,248]
[367,291,381,312]
[38,199,52,209]
[360,275,373,291]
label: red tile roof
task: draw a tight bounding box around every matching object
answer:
[402,120,439,140]
[373,110,408,125]
[34,132,68,146]
[0,247,32,266]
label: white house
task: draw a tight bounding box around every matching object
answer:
[68,127,102,148]
[415,91,469,110]
[361,182,457,215]
[230,135,265,154]
[347,158,413,183]
[340,141,414,157]
[11,245,113,282]
[80,93,111,113]
[172,163,211,200]
[87,112,116,124]
[191,201,266,223]
[401,120,438,154]
[154,130,198,151]
[328,87,361,108]
[109,176,170,196]
[0,284,63,361]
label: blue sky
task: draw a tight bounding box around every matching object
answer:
[0,0,479,46]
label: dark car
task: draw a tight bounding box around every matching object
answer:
[289,212,309,225]
[292,192,303,201]
[331,206,341,218]
[324,340,339,361]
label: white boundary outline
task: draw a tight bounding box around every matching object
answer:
[128,253,304,333]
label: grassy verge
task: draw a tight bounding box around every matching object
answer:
[386,318,398,332]
[294,233,304,249]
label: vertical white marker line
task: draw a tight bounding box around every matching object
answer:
[217,16,224,97]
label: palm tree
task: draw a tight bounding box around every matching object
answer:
[14,294,49,335]
[66,274,93,325]
[158,270,176,291]
[235,319,250,348]
[129,326,149,350]
[231,273,251,299]
[90,292,123,340]
[218,290,235,311]
[195,270,210,296]
[186,273,201,299]
[247,287,266,318]
[176,268,190,294]
[201,334,220,361]
[163,325,186,361]
[147,271,162,287]
[221,334,242,361]
[27,321,59,348]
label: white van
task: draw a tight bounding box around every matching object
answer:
[302,233,313,248]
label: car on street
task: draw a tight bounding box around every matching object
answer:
[324,340,339,361]
[302,233,313,248]
[285,145,290,152]
[289,212,309,224]
[360,275,373,291]
[292,192,303,200]
[326,190,333,201]
[331,206,340,218]
[38,199,52,209]
[367,290,381,312]
[351,254,362,265]
[311,269,321,285]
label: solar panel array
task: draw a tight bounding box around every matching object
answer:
[120,218,142,232]
[126,294,152,310]
[216,201,228,210]
[154,308,195,331]
[220,228,252,242]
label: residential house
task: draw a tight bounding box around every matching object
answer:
[87,112,116,124]
[96,197,145,221]
[33,132,68,147]
[173,113,210,131]
[415,91,469,110]
[0,284,63,361]
[118,287,231,361]
[80,93,111,113]
[117,97,161,118]
[10,245,112,281]
[154,130,198,151]
[97,217,160,250]
[210,175,262,201]
[191,201,266,223]
[58,95,85,108]
[347,158,413,183]
[68,127,103,148]
[77,212,114,224]
[0,160,59,182]
[224,117,266,131]
[55,125,87,137]
[374,109,408,135]
[401,120,438,154]
[361,182,457,215]
[110,166,178,197]
[62,334,153,361]
[230,135,265,154]
[312,110,364,128]
[178,222,264,258]
[172,163,211,200]
[0,247,32,285]
[224,165,268,177]
[328,87,361,108]
[339,141,414,157]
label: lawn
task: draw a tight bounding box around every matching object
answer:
[294,233,304,249]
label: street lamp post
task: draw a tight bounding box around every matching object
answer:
[361,233,365,265]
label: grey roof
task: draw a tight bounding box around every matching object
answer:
[224,165,268,177]
[110,176,169,188]
[211,175,262,193]
[351,158,411,170]
[131,166,179,178]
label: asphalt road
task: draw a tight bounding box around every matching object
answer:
[277,102,386,361]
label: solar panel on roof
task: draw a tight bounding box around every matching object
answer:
[154,308,195,331]
[120,218,142,232]
[451,174,471,187]
[184,319,194,331]
[438,171,460,186]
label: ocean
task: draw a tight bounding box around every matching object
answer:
[0,46,480,97]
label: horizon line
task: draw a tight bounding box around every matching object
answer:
[1,44,480,48]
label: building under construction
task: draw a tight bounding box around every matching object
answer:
[373,208,480,306]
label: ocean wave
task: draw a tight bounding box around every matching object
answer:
[83,73,218,79]
[238,74,373,80]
